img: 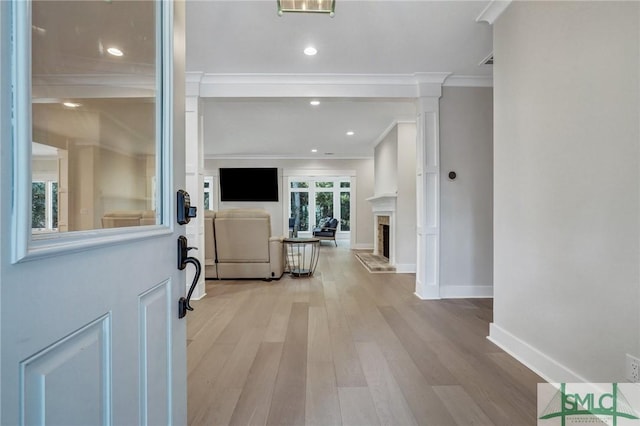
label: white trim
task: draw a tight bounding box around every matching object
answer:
[185,71,203,97]
[443,75,493,88]
[413,285,440,300]
[283,169,356,177]
[414,97,441,301]
[11,0,31,262]
[190,292,207,301]
[352,244,374,250]
[488,323,586,384]
[439,285,493,299]
[192,72,451,99]
[476,0,512,25]
[395,264,416,273]
[206,154,373,161]
[12,0,173,263]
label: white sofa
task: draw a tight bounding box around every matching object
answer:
[204,209,284,280]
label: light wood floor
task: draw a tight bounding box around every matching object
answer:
[187,244,543,425]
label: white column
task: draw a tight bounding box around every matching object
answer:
[415,94,442,299]
[185,95,206,300]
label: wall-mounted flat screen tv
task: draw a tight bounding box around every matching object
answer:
[219,167,279,202]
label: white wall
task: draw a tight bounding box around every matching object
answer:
[491,1,640,382]
[374,126,398,195]
[204,158,374,248]
[440,87,493,297]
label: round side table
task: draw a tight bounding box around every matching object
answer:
[283,237,320,277]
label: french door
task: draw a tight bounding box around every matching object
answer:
[0,1,187,424]
[288,176,352,238]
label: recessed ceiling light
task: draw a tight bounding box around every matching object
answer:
[311,149,318,153]
[310,100,320,106]
[304,46,317,56]
[107,47,124,57]
[63,102,81,108]
[346,131,355,136]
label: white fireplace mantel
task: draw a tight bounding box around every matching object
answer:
[367,194,397,267]
[366,193,397,212]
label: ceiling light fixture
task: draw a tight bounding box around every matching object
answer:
[304,46,317,56]
[107,47,124,57]
[277,0,335,17]
[63,102,81,108]
[346,131,355,136]
[310,100,320,106]
[311,149,318,153]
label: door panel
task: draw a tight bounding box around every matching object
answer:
[0,1,187,425]
[21,314,110,426]
[139,280,172,426]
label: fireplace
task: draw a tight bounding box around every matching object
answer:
[382,224,390,259]
[376,215,390,260]
[367,194,397,267]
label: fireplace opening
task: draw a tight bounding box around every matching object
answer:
[382,224,390,259]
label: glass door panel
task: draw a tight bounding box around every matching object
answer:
[315,192,333,226]
[340,191,350,231]
[290,192,309,232]
[31,0,158,234]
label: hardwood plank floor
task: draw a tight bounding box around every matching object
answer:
[188,244,543,425]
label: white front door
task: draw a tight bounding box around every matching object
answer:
[1,1,188,424]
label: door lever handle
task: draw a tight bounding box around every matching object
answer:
[177,235,201,319]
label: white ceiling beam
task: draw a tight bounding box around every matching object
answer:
[188,72,464,99]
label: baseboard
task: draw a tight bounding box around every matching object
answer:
[439,285,493,299]
[190,281,207,301]
[414,279,440,300]
[488,323,587,384]
[395,263,416,273]
[352,243,374,250]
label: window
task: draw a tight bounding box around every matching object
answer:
[288,177,351,236]
[29,0,160,234]
[204,177,214,210]
[32,181,58,231]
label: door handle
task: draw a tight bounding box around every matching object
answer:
[177,235,201,319]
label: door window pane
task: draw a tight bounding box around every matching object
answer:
[315,192,333,226]
[52,182,59,228]
[340,191,350,231]
[31,1,158,233]
[290,192,309,232]
[32,182,46,229]
[315,181,333,188]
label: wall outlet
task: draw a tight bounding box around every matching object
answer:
[626,354,640,383]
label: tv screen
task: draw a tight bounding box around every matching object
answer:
[219,168,279,202]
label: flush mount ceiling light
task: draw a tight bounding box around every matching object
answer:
[277,0,335,17]
[346,131,355,136]
[107,47,123,57]
[310,100,320,106]
[304,46,317,56]
[63,102,81,108]
[311,149,318,153]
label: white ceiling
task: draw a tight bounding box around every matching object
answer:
[186,0,494,158]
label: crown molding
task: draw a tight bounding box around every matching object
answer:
[186,71,204,97]
[188,72,456,99]
[443,75,493,87]
[204,154,373,161]
[476,0,512,25]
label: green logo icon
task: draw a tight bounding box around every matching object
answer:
[539,383,639,426]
